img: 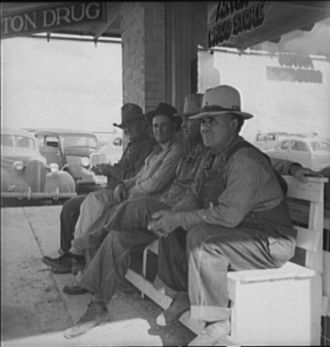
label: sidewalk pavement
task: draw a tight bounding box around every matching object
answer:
[1,205,194,346]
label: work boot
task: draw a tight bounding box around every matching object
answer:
[63,298,109,338]
[63,271,88,295]
[156,292,190,326]
[42,253,73,274]
[187,320,230,346]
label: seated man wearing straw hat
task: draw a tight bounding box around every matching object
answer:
[149,85,298,346]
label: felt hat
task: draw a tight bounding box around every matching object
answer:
[181,93,204,117]
[113,103,145,129]
[190,85,253,120]
[146,102,182,131]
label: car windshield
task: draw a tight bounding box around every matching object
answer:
[1,134,36,150]
[311,141,330,152]
[60,135,97,148]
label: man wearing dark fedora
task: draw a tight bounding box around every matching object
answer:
[42,103,154,275]
[149,85,298,345]
[58,101,184,307]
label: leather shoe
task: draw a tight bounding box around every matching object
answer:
[42,254,73,274]
[188,320,230,346]
[63,283,88,295]
[63,299,108,338]
[156,292,190,326]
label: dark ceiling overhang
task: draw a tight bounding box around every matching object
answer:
[1,1,330,51]
[207,1,330,50]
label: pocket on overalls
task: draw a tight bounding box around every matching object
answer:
[199,171,225,208]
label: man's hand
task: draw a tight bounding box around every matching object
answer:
[113,182,128,203]
[148,210,182,237]
[291,164,321,182]
[91,163,114,176]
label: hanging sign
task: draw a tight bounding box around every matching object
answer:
[208,1,266,48]
[266,53,322,83]
[1,2,106,39]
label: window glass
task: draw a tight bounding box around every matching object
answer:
[61,135,97,148]
[45,136,60,148]
[16,136,35,150]
[312,141,330,152]
[291,141,308,152]
[1,134,14,147]
[280,140,290,150]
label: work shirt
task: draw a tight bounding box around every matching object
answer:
[159,141,207,207]
[124,138,184,198]
[107,135,155,187]
[179,136,287,230]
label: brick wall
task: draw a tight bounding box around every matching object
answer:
[121,2,166,113]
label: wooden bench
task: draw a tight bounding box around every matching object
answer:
[125,176,328,346]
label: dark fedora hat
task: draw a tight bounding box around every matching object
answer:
[113,103,145,129]
[146,102,182,131]
[181,93,203,117]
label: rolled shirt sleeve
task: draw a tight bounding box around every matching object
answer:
[270,157,301,176]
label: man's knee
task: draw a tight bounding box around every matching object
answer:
[186,224,209,251]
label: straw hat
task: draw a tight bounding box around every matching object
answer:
[191,85,253,120]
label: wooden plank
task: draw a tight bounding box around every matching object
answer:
[296,227,322,252]
[283,176,327,203]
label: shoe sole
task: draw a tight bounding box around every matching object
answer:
[51,267,72,274]
[63,312,108,339]
[63,286,88,295]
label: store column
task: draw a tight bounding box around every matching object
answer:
[120,2,207,113]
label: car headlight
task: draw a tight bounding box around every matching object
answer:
[81,157,90,168]
[49,163,59,173]
[13,160,24,171]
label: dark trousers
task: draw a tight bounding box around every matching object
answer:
[59,195,86,253]
[158,221,296,322]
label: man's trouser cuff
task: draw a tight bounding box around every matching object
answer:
[190,304,230,322]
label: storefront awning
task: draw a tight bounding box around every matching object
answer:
[208,1,330,50]
[0,2,121,40]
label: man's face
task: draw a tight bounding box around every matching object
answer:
[200,113,237,148]
[123,121,145,142]
[152,115,175,144]
[181,115,201,141]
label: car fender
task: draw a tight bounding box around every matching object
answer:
[45,170,76,193]
[1,166,29,193]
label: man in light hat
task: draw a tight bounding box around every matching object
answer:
[42,103,154,275]
[149,85,298,345]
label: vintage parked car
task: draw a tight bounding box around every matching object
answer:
[1,128,77,201]
[254,132,290,151]
[34,128,107,194]
[254,132,320,152]
[264,137,330,172]
[98,136,123,165]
